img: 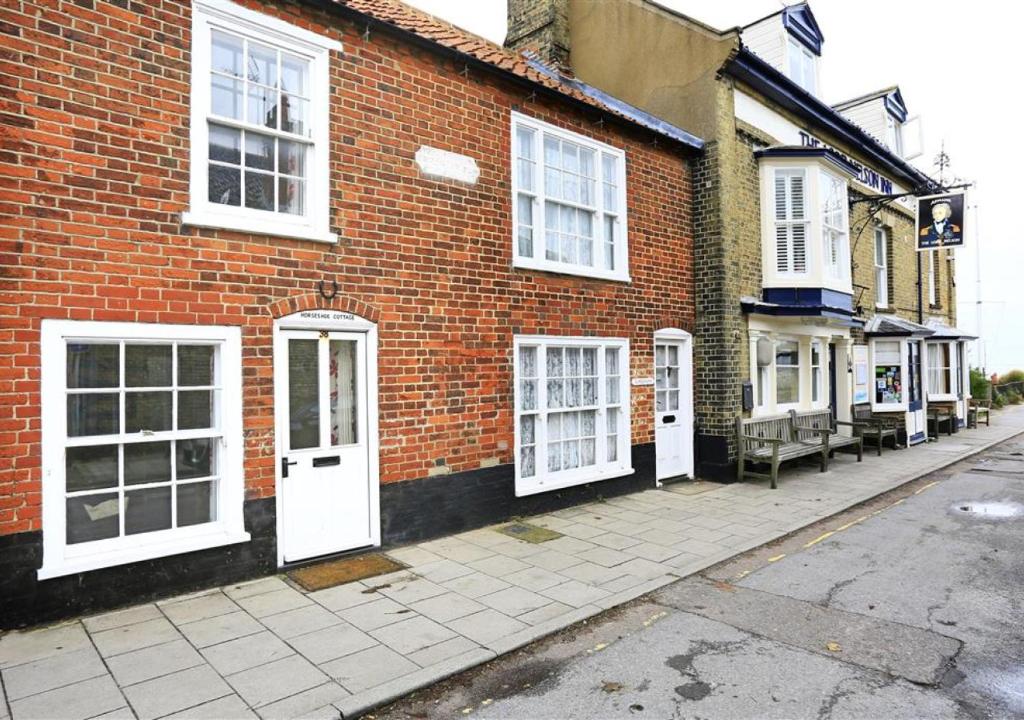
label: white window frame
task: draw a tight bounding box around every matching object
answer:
[511,112,630,282]
[772,168,809,276]
[774,337,802,411]
[760,160,851,293]
[885,114,904,157]
[928,250,938,306]
[810,339,824,406]
[870,338,908,412]
[820,169,849,280]
[39,320,248,579]
[183,0,340,243]
[874,227,889,308]
[513,336,633,497]
[786,37,818,95]
[927,341,956,400]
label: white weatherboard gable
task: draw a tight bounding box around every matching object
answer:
[415,146,480,184]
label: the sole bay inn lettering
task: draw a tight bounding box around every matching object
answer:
[799,131,894,195]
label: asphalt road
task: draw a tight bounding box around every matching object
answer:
[372,435,1024,720]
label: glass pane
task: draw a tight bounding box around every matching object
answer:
[519,346,537,377]
[581,438,596,467]
[248,42,278,88]
[668,390,679,411]
[777,367,799,404]
[209,164,240,206]
[280,96,308,136]
[607,407,618,433]
[607,376,619,404]
[125,345,171,387]
[582,348,596,375]
[278,140,306,178]
[520,380,537,411]
[582,410,596,436]
[247,85,278,130]
[244,133,274,170]
[125,486,172,535]
[125,392,172,433]
[565,378,581,408]
[517,225,533,258]
[776,341,799,367]
[655,367,667,389]
[582,377,596,405]
[66,445,118,492]
[209,124,241,165]
[547,441,561,472]
[278,177,305,216]
[66,493,119,544]
[605,347,619,375]
[124,441,171,486]
[520,415,535,445]
[579,238,593,267]
[211,31,243,77]
[67,344,118,388]
[288,339,319,450]
[607,436,618,462]
[178,390,213,430]
[668,345,678,366]
[244,171,274,211]
[178,438,215,480]
[280,53,308,97]
[656,390,666,412]
[668,367,679,389]
[67,394,119,437]
[210,75,243,120]
[564,440,579,469]
[546,379,564,409]
[547,347,563,377]
[520,446,535,478]
[178,345,214,386]
[330,340,358,446]
[178,481,216,528]
[548,413,561,441]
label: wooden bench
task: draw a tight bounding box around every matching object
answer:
[968,398,991,428]
[789,410,864,466]
[928,402,956,439]
[848,404,901,456]
[735,413,830,490]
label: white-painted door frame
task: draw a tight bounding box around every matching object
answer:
[654,328,694,481]
[273,310,379,567]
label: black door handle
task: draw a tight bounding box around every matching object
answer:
[313,455,341,467]
[281,457,298,478]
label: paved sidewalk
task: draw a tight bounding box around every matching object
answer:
[3,407,1023,720]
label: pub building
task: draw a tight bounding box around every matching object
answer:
[0,0,702,626]
[506,0,977,474]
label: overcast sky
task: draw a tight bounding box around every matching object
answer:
[404,0,1023,375]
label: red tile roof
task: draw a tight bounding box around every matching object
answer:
[328,0,701,149]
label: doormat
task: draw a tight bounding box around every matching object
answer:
[496,522,563,544]
[287,553,407,592]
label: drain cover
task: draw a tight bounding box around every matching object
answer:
[496,522,563,544]
[950,502,1024,519]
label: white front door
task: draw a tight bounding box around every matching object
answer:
[277,329,373,562]
[655,340,688,480]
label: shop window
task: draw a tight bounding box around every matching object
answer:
[512,112,629,282]
[514,337,632,496]
[183,0,340,243]
[40,321,247,578]
[872,340,905,410]
[928,342,953,397]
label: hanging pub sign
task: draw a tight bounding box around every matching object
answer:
[916,190,965,250]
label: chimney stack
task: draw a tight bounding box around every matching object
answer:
[505,0,571,70]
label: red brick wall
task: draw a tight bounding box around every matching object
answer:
[0,0,695,536]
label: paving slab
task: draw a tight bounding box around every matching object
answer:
[368,616,456,656]
[235,588,313,619]
[254,682,348,720]
[160,592,240,626]
[177,611,264,649]
[321,645,419,694]
[200,631,295,676]
[406,592,486,624]
[306,583,375,613]
[105,639,205,687]
[259,605,342,640]
[286,623,377,665]
[476,586,550,617]
[164,693,256,720]
[8,675,125,720]
[334,597,410,632]
[0,623,92,670]
[91,618,181,658]
[82,605,163,634]
[226,654,327,709]
[1,646,107,701]
[445,610,527,646]
[120,665,231,720]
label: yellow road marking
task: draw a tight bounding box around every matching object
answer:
[767,553,786,562]
[914,480,940,494]
[803,530,835,548]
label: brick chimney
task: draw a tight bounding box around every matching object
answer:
[505,0,571,69]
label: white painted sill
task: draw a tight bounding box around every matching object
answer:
[513,257,631,284]
[38,528,252,580]
[515,466,636,498]
[182,210,338,244]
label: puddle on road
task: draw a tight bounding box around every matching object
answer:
[949,501,1024,519]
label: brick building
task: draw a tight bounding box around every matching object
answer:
[0,0,703,626]
[507,0,975,479]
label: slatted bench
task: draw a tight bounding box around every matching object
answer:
[928,402,956,439]
[968,398,991,428]
[849,404,901,456]
[736,413,830,490]
[789,410,863,468]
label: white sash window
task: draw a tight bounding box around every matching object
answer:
[40,321,247,578]
[820,170,849,280]
[514,337,632,496]
[874,228,889,308]
[512,113,629,282]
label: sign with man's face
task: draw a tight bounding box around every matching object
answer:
[916,191,966,250]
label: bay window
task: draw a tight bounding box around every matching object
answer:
[760,159,851,292]
[41,321,247,578]
[512,113,629,281]
[184,0,340,243]
[514,337,632,496]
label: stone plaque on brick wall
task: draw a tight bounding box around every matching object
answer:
[415,146,479,184]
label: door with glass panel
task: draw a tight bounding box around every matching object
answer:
[278,330,369,562]
[906,340,926,444]
[655,342,687,480]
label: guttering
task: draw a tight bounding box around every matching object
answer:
[754,146,861,178]
[724,49,937,191]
